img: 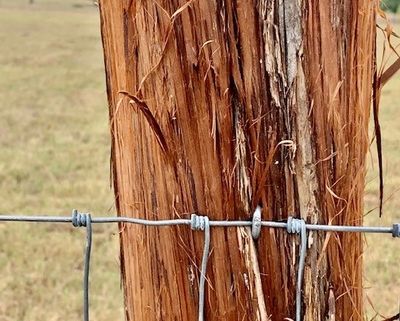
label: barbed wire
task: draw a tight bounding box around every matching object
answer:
[0,207,399,321]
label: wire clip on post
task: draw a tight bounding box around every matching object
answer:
[251,206,262,240]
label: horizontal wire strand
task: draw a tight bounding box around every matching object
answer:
[0,211,398,321]
[0,214,397,235]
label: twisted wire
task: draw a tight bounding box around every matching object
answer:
[0,210,398,321]
[191,214,210,321]
[71,210,92,321]
[286,217,307,321]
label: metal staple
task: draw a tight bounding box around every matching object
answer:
[0,209,399,321]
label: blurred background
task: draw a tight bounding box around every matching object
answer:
[0,0,398,320]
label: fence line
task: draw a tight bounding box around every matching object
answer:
[0,207,399,321]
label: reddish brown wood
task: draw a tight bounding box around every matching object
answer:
[99,1,377,320]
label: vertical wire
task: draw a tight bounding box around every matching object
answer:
[83,214,92,321]
[295,221,307,321]
[197,216,210,321]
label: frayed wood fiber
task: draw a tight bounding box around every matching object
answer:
[99,1,378,320]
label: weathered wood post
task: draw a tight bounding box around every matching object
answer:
[99,1,376,320]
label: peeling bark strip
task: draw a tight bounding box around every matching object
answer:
[99,1,377,320]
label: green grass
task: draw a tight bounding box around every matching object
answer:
[0,1,398,320]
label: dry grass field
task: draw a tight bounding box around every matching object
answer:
[0,1,398,320]
[0,1,123,320]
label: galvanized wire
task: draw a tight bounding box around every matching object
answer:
[1,214,398,235]
[190,214,210,321]
[71,209,92,321]
[83,215,92,321]
[287,217,307,321]
[0,210,399,321]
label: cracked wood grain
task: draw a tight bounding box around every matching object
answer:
[99,0,377,320]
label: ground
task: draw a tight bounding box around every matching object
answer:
[0,1,398,320]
